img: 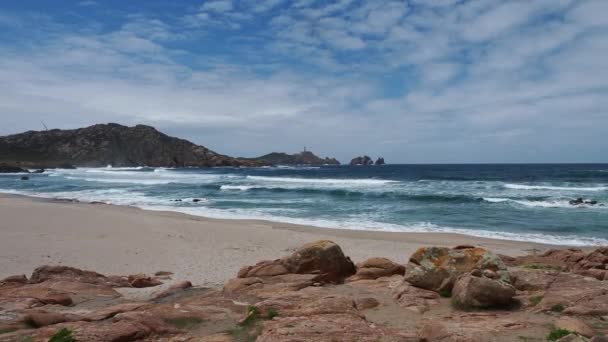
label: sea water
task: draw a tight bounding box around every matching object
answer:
[1,164,607,246]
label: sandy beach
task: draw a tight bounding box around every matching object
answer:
[0,193,560,287]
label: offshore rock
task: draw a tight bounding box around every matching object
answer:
[350,155,374,165]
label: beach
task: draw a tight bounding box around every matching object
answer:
[0,193,558,286]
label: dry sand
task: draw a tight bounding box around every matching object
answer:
[0,194,558,287]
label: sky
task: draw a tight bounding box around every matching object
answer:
[0,0,607,163]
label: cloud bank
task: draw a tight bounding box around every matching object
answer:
[0,0,606,162]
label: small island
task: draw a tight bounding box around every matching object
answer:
[248,150,340,166]
[350,156,386,165]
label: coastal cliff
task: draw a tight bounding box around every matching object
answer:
[249,151,340,166]
[0,123,262,168]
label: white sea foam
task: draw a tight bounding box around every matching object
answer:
[220,185,255,191]
[247,176,398,185]
[484,197,606,209]
[142,204,608,246]
[2,187,606,246]
[504,183,608,191]
[49,168,230,185]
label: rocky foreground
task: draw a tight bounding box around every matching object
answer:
[1,242,608,341]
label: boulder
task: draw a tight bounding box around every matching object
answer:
[237,240,356,284]
[348,257,405,281]
[375,157,385,165]
[127,274,162,288]
[30,265,129,287]
[404,246,509,293]
[281,240,356,283]
[451,274,516,309]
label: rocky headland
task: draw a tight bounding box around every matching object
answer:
[0,124,263,168]
[248,151,340,166]
[1,241,607,341]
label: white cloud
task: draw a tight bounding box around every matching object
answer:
[1,1,607,162]
[201,0,233,13]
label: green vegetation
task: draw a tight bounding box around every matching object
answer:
[267,308,279,320]
[522,264,562,272]
[439,289,451,298]
[529,296,543,306]
[550,303,565,312]
[165,317,203,330]
[546,328,572,341]
[228,306,279,342]
[48,328,75,342]
[0,328,17,335]
[19,337,34,342]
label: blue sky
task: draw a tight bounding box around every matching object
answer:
[0,0,607,163]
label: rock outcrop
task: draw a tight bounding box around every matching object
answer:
[350,155,374,165]
[375,157,386,165]
[2,243,608,341]
[0,123,264,168]
[249,151,340,165]
[507,247,608,281]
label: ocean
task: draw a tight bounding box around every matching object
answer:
[1,164,607,246]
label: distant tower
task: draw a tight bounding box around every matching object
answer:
[303,146,307,152]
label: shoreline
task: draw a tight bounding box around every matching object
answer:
[0,193,588,287]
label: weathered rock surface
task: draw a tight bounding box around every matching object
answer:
[539,272,608,315]
[508,247,608,280]
[236,240,356,284]
[2,243,608,342]
[555,317,596,338]
[452,274,516,308]
[348,257,405,281]
[404,246,509,293]
[0,123,263,168]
